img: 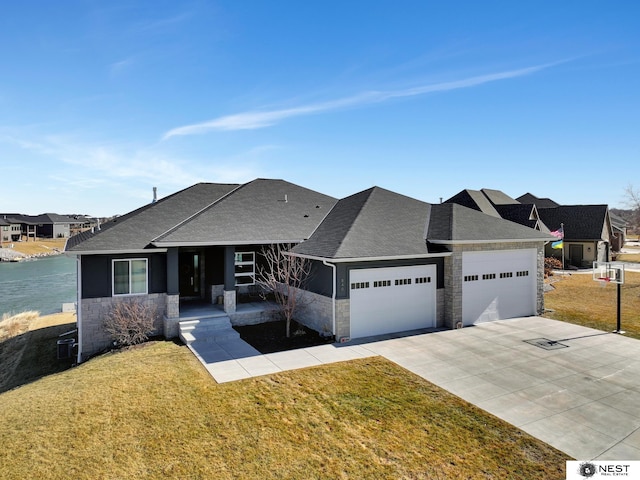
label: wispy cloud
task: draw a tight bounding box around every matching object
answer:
[163,61,563,139]
[109,57,135,77]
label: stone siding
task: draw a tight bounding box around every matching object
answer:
[335,298,350,341]
[436,288,445,328]
[229,305,279,326]
[80,293,167,360]
[163,294,180,339]
[292,289,334,335]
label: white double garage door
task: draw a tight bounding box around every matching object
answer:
[348,249,537,338]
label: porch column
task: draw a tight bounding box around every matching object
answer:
[164,247,180,338]
[167,247,179,296]
[223,246,236,314]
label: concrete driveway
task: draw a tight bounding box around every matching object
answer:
[191,316,640,461]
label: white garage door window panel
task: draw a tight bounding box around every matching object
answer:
[462,249,536,325]
[350,265,436,338]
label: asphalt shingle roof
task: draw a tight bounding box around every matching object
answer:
[66,183,240,252]
[444,190,500,217]
[427,203,555,243]
[153,179,337,246]
[493,204,541,230]
[480,188,519,206]
[537,205,610,240]
[292,187,431,259]
[294,188,554,260]
[517,193,560,208]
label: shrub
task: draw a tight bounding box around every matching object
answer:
[104,299,157,348]
[544,257,563,277]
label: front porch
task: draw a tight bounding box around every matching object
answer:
[179,299,280,328]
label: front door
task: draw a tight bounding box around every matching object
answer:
[569,244,584,267]
[179,252,201,298]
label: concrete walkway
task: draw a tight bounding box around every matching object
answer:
[189,316,640,461]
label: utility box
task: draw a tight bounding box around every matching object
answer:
[57,338,75,360]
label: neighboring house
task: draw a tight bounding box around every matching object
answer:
[0,215,23,243]
[535,204,614,266]
[25,213,78,238]
[517,193,559,209]
[609,212,627,253]
[0,213,79,239]
[444,189,615,267]
[444,189,549,232]
[66,179,554,361]
[516,193,614,266]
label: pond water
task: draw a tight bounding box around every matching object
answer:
[0,254,77,317]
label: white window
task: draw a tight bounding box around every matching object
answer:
[113,259,148,296]
[235,251,255,286]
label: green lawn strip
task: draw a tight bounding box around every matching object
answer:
[0,342,568,479]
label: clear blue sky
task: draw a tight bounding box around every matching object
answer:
[1,1,638,216]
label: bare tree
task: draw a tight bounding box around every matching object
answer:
[255,244,313,338]
[623,184,640,233]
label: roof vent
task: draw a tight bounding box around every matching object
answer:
[152,187,158,203]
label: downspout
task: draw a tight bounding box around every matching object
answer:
[322,260,336,335]
[76,255,83,364]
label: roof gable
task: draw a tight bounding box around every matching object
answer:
[444,190,500,217]
[537,205,610,240]
[427,203,555,243]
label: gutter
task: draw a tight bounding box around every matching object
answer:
[75,255,82,364]
[428,238,554,245]
[152,240,305,248]
[65,248,168,256]
[322,260,337,336]
[289,252,451,263]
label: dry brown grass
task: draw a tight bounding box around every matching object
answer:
[616,253,640,263]
[0,312,76,393]
[0,341,569,479]
[545,271,640,339]
[0,311,40,391]
[4,238,66,256]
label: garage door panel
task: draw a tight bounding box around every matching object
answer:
[463,249,536,325]
[350,265,436,338]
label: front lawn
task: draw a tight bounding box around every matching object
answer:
[544,271,640,339]
[0,339,569,479]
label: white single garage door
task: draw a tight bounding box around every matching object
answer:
[349,265,436,338]
[462,249,536,326]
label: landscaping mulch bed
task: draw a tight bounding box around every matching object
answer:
[234,320,335,354]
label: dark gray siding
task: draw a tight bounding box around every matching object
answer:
[304,258,444,300]
[81,253,167,299]
[340,258,444,299]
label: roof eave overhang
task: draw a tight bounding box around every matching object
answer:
[66,248,168,255]
[151,239,306,248]
[428,238,552,245]
[288,252,452,263]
